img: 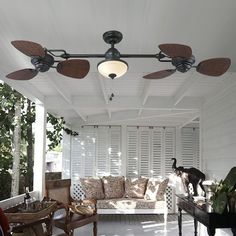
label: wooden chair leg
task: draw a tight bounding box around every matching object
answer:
[93,221,97,236]
[64,229,74,236]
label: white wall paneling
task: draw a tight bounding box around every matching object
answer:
[202,85,236,180]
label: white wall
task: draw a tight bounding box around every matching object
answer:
[201,85,236,180]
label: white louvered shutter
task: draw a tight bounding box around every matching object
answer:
[126,127,139,177]
[96,126,109,176]
[139,127,150,177]
[109,126,122,176]
[83,127,96,177]
[164,127,176,176]
[181,127,199,169]
[71,135,83,180]
[151,127,163,177]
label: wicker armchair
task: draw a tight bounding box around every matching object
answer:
[45,179,98,236]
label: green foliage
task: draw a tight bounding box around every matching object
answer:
[0,82,78,200]
[46,114,78,151]
[212,167,236,214]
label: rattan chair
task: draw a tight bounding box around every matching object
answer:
[45,179,98,236]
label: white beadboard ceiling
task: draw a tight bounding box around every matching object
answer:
[1,0,236,129]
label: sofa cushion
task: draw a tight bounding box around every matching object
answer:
[124,177,148,198]
[97,198,166,209]
[80,178,105,200]
[144,178,169,201]
[102,176,125,199]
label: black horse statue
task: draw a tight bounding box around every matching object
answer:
[171,158,205,196]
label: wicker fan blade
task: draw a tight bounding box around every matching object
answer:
[196,58,231,76]
[159,44,192,58]
[143,69,176,79]
[57,59,90,79]
[11,40,45,57]
[6,69,38,80]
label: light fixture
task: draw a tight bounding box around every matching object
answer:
[97,31,128,79]
[97,59,128,79]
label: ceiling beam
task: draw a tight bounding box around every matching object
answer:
[73,108,87,122]
[178,112,199,128]
[173,72,195,106]
[48,76,72,104]
[70,110,198,126]
[97,74,111,118]
[65,95,201,110]
[138,80,151,116]
[47,76,87,121]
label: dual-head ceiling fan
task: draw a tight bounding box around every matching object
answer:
[6,30,231,81]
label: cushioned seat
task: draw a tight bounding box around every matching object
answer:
[97,198,166,209]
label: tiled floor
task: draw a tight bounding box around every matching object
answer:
[52,214,233,236]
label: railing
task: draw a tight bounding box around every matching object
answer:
[0,191,39,210]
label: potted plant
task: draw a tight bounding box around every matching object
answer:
[212,167,236,214]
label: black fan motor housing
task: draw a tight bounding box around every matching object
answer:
[172,55,195,73]
[31,54,54,72]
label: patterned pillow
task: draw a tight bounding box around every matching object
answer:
[102,176,125,199]
[144,178,169,201]
[156,178,169,200]
[124,177,148,198]
[80,178,105,200]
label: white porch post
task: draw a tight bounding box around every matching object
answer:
[33,104,47,199]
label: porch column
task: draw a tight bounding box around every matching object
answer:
[33,103,47,199]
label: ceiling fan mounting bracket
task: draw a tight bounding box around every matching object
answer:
[103,30,123,45]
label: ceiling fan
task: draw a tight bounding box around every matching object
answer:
[6,30,231,81]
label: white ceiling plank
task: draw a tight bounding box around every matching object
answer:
[0,1,235,127]
[203,73,236,107]
[48,77,72,104]
[1,77,44,104]
[46,95,201,110]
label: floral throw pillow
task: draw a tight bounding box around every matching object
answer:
[102,176,125,199]
[144,178,169,201]
[80,178,105,200]
[124,177,148,198]
[156,178,169,200]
